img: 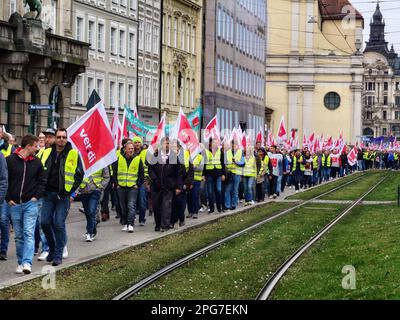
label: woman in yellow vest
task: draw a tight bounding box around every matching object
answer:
[77,167,110,242]
[243,146,257,205]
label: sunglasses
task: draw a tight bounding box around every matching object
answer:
[56,136,67,139]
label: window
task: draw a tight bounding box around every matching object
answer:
[173,17,178,48]
[10,0,16,15]
[191,80,195,107]
[110,27,117,55]
[49,0,57,33]
[384,82,389,91]
[161,72,165,103]
[138,77,143,106]
[129,32,135,59]
[180,77,185,106]
[217,7,222,38]
[96,79,104,101]
[187,23,191,53]
[152,79,158,107]
[119,29,126,57]
[383,110,387,120]
[368,82,375,91]
[185,78,189,107]
[384,96,388,106]
[217,58,221,85]
[128,84,135,108]
[144,77,150,106]
[395,111,400,120]
[172,75,177,105]
[396,96,400,107]
[120,0,127,7]
[138,21,144,50]
[76,17,84,41]
[192,26,196,54]
[167,16,172,46]
[153,25,159,54]
[118,83,125,108]
[181,21,186,51]
[383,128,387,136]
[367,96,375,106]
[324,92,341,110]
[109,81,116,108]
[130,0,137,12]
[145,22,152,52]
[88,21,96,50]
[166,73,171,104]
[87,77,94,99]
[97,23,105,52]
[74,75,83,104]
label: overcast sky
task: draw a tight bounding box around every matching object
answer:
[351,0,400,52]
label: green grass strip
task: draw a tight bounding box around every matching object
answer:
[0,202,293,300]
[132,204,346,300]
[287,172,363,200]
[365,171,400,201]
[271,205,400,300]
[320,172,382,201]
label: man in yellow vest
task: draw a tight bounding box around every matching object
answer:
[188,147,204,219]
[292,149,305,192]
[321,149,332,182]
[224,140,244,211]
[77,166,110,242]
[243,146,257,205]
[40,128,84,266]
[113,141,144,233]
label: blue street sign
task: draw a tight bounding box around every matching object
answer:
[29,104,55,110]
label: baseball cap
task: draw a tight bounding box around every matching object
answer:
[42,128,56,136]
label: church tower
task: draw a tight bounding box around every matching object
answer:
[364,2,390,57]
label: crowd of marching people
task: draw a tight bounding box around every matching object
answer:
[0,124,399,275]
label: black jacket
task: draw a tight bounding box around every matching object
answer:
[43,142,84,197]
[6,151,46,204]
[148,151,184,191]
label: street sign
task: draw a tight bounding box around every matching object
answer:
[29,104,55,111]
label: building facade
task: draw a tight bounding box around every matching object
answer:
[71,0,138,121]
[362,3,400,138]
[203,0,267,133]
[0,0,88,137]
[266,0,364,144]
[137,0,161,126]
[160,0,203,124]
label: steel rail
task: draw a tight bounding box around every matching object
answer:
[256,174,388,300]
[113,173,366,300]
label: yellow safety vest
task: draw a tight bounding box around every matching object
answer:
[363,152,369,160]
[395,153,399,161]
[0,144,12,157]
[139,149,148,178]
[183,150,190,172]
[41,148,79,193]
[243,156,256,177]
[205,149,222,170]
[117,154,140,187]
[36,148,45,159]
[292,156,305,172]
[226,149,243,175]
[322,155,331,167]
[193,154,203,182]
[263,155,270,174]
[312,155,318,170]
[79,169,104,189]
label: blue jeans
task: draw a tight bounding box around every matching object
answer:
[136,185,147,224]
[35,199,49,253]
[225,174,241,210]
[243,177,255,202]
[41,192,70,261]
[188,181,201,214]
[293,171,303,191]
[275,175,282,195]
[80,191,101,236]
[357,160,364,171]
[206,176,222,212]
[312,170,319,186]
[117,188,138,226]
[323,168,331,182]
[0,201,10,254]
[10,200,39,266]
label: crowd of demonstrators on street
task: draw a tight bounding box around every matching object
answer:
[0,123,399,275]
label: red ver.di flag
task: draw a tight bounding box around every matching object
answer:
[176,108,200,159]
[67,101,117,178]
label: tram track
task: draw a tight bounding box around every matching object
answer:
[113,173,368,300]
[256,173,388,300]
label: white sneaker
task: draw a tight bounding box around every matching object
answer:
[16,265,23,274]
[199,206,205,212]
[250,200,255,205]
[122,225,128,232]
[22,263,31,274]
[128,225,134,233]
[85,234,93,242]
[38,251,49,261]
[296,190,299,193]
[63,246,68,259]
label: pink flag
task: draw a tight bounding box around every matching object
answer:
[302,132,307,148]
[267,130,274,147]
[148,112,166,153]
[121,109,129,139]
[256,129,263,144]
[176,108,201,159]
[277,116,287,140]
[347,146,357,166]
[203,115,220,144]
[67,101,117,178]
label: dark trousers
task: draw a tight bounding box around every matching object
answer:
[256,183,265,202]
[293,171,303,191]
[100,180,112,214]
[268,175,277,196]
[152,188,174,229]
[331,167,339,179]
[188,181,201,214]
[281,174,288,193]
[303,174,312,188]
[171,191,187,224]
